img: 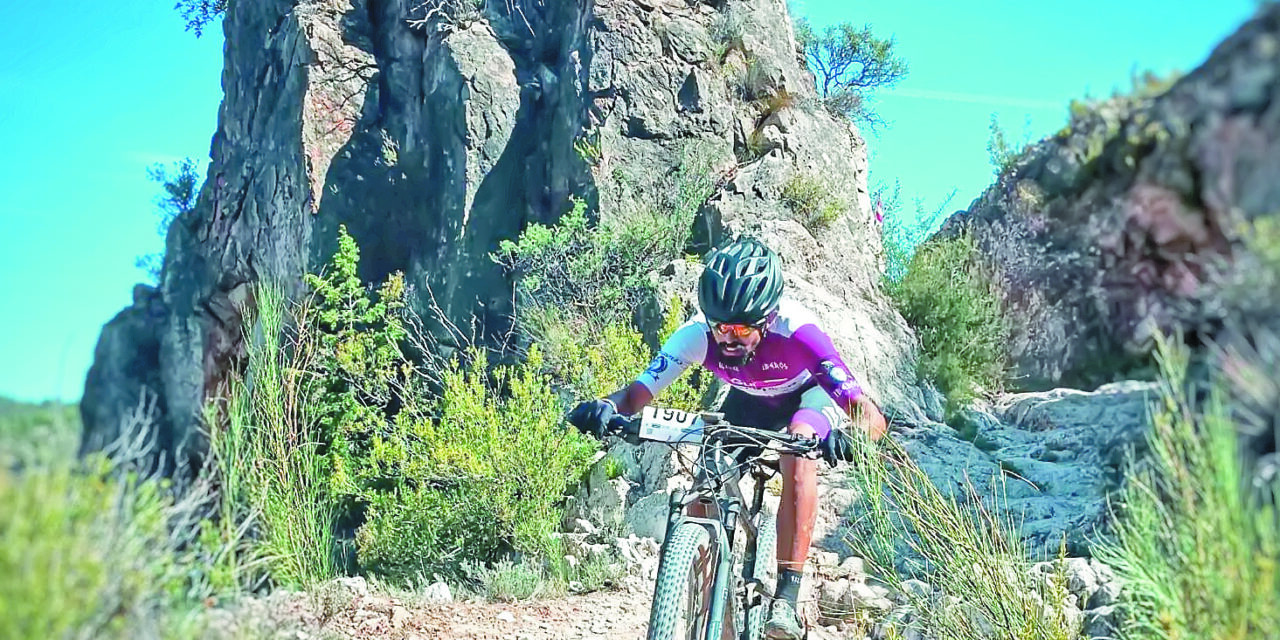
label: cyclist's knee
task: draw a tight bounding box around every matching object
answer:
[785,419,817,439]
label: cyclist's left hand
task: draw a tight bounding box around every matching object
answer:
[567,398,617,439]
[821,428,856,467]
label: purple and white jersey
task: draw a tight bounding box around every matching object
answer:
[635,298,863,413]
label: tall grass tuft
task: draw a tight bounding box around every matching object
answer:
[842,436,1080,640]
[1095,333,1280,640]
[212,282,338,588]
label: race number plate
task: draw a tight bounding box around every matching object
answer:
[639,406,704,444]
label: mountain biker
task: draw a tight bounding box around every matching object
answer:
[568,236,888,640]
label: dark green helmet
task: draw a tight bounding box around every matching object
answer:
[698,237,784,325]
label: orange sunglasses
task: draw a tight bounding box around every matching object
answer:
[713,323,762,338]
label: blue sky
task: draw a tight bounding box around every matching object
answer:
[0,1,1260,403]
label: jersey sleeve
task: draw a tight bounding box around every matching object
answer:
[634,319,708,395]
[792,323,863,412]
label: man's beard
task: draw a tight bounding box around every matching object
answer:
[717,343,754,367]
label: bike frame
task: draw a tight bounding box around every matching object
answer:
[659,443,777,640]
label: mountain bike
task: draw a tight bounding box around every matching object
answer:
[604,406,823,640]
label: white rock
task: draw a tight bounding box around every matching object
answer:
[333,576,369,598]
[422,581,453,604]
[837,556,865,580]
[390,606,411,629]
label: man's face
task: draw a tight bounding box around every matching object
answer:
[711,323,763,366]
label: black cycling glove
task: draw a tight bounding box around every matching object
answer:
[568,399,618,439]
[821,428,857,468]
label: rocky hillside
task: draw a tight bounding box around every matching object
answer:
[55,2,1280,637]
[939,4,1280,393]
[78,0,1270,572]
[81,0,922,477]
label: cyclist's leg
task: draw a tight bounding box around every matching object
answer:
[777,386,840,572]
[771,387,845,637]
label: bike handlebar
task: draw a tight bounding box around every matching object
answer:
[605,413,822,456]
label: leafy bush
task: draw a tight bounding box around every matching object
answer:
[174,0,227,37]
[354,346,596,583]
[986,115,1035,177]
[525,298,711,409]
[1095,334,1280,640]
[781,173,847,232]
[496,145,714,329]
[498,198,675,328]
[887,232,1007,416]
[0,397,79,463]
[794,18,907,127]
[877,183,958,284]
[136,157,203,283]
[300,227,409,506]
[710,10,747,63]
[211,227,599,587]
[497,148,717,400]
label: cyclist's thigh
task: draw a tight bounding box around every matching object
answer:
[792,385,848,439]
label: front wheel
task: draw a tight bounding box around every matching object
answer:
[648,522,716,640]
[744,507,778,640]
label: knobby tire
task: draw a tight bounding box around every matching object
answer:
[647,522,716,640]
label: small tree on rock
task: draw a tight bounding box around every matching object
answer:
[795,19,907,127]
[174,0,228,37]
[135,158,203,283]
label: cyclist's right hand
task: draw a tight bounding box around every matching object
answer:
[568,398,618,439]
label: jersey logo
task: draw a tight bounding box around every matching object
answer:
[761,361,788,372]
[645,354,672,378]
[819,360,850,384]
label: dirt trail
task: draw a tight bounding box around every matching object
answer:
[209,467,866,639]
[210,578,862,639]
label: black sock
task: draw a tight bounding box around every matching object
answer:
[776,569,803,605]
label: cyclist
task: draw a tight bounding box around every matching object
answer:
[569,236,888,640]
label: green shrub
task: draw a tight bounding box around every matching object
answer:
[710,10,746,63]
[794,17,907,127]
[878,184,958,285]
[887,232,1007,416]
[0,455,194,639]
[497,198,662,328]
[175,0,227,37]
[135,157,202,283]
[497,151,717,405]
[524,298,710,410]
[781,173,847,233]
[467,557,548,602]
[0,397,79,464]
[987,114,1031,177]
[301,226,409,506]
[354,346,596,583]
[1095,334,1280,640]
[497,143,714,327]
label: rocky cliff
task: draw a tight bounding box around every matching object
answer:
[81,0,921,476]
[940,5,1280,393]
